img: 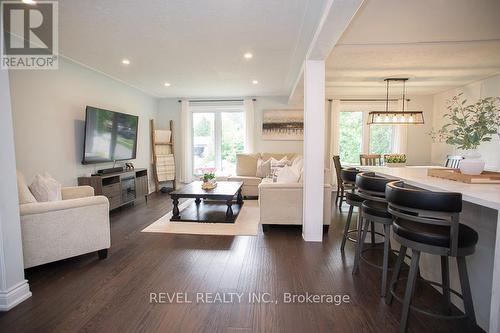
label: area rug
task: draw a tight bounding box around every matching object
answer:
[141,199,260,236]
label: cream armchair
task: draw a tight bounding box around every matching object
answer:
[258,182,332,231]
[20,186,110,268]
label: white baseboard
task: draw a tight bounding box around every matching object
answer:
[0,280,32,311]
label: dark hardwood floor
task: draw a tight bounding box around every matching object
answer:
[0,193,483,333]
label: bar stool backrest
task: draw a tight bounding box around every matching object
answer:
[385,181,462,256]
[355,172,394,202]
[340,168,360,187]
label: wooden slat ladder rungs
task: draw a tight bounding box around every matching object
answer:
[150,119,176,192]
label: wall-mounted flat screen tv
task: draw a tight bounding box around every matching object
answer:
[82,106,139,164]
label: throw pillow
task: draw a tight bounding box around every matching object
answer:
[17,172,37,204]
[236,153,260,176]
[29,173,62,202]
[270,156,289,178]
[291,156,303,174]
[277,165,300,183]
[256,158,272,178]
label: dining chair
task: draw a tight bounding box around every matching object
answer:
[445,155,463,169]
[332,155,345,210]
[359,154,382,166]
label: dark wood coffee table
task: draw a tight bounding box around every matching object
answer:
[170,181,244,223]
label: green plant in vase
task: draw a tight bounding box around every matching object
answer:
[202,172,216,183]
[430,94,500,175]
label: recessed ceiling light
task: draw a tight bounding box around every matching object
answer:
[22,0,36,4]
[252,80,258,85]
[244,53,253,59]
[121,59,130,65]
[164,82,171,87]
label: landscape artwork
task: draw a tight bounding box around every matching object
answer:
[262,109,304,141]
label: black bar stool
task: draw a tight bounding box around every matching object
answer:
[385,181,478,333]
[340,168,362,252]
[352,172,396,297]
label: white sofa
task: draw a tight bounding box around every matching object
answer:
[228,152,299,197]
[20,185,111,268]
[258,182,332,231]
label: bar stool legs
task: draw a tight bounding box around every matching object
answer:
[457,256,477,328]
[340,205,354,252]
[440,256,451,314]
[400,249,421,333]
[352,218,369,274]
[386,245,407,305]
[381,224,391,297]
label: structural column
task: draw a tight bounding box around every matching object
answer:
[0,68,32,310]
[302,60,326,242]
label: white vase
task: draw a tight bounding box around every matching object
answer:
[459,150,485,175]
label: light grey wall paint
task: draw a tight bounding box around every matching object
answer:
[9,58,159,188]
[405,95,434,165]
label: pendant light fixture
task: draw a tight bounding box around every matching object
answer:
[367,78,424,125]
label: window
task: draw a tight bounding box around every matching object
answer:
[369,125,394,156]
[192,109,244,176]
[339,112,363,165]
[338,110,396,165]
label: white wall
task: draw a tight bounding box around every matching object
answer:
[405,95,434,165]
[9,58,159,188]
[0,69,31,310]
[254,96,303,154]
[431,74,500,170]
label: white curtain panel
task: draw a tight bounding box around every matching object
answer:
[330,100,340,185]
[180,100,192,183]
[392,99,408,154]
[244,98,255,153]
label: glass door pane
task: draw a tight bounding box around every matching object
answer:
[339,111,363,165]
[192,113,215,175]
[221,112,245,175]
[369,125,394,155]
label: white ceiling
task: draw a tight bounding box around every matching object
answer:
[58,0,326,98]
[325,0,500,98]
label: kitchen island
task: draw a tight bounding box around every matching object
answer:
[361,166,500,332]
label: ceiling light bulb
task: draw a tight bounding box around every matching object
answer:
[22,0,36,4]
[384,115,389,123]
[409,115,414,123]
[244,53,253,59]
[400,115,406,122]
[121,59,130,65]
[164,82,171,87]
[252,80,258,84]
[376,115,382,123]
[393,115,398,122]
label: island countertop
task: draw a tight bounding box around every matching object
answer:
[360,166,500,210]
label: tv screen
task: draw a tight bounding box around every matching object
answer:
[82,106,138,164]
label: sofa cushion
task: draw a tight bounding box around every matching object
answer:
[261,153,291,161]
[236,153,260,176]
[277,165,300,183]
[227,176,262,186]
[256,158,272,178]
[29,173,62,202]
[17,172,37,204]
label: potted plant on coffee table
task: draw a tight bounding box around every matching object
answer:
[431,94,500,175]
[201,172,217,190]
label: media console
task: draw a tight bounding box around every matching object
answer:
[78,168,149,210]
